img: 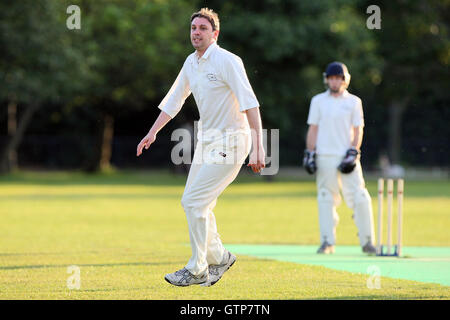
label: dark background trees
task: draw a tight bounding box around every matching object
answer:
[0,0,448,173]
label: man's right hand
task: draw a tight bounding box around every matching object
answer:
[337,147,359,174]
[136,131,156,157]
[303,149,317,174]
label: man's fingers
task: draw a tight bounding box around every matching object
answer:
[256,159,265,171]
[248,162,263,173]
[145,138,155,150]
[247,155,266,173]
[137,140,146,156]
[136,144,141,156]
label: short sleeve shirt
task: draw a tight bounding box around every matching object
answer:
[307,90,364,156]
[158,42,260,140]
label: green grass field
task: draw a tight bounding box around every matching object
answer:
[0,170,449,299]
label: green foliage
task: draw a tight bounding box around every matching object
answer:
[0,0,448,168]
[0,0,84,104]
[64,0,195,114]
[201,0,382,162]
[362,0,449,100]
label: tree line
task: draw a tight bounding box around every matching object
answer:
[0,0,448,173]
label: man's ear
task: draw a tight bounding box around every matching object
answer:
[213,29,220,41]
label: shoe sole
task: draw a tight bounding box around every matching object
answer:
[317,248,335,254]
[164,276,208,287]
[202,256,236,287]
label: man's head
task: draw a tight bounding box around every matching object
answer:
[190,8,220,52]
[324,62,351,94]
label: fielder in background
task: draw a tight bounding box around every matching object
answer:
[137,8,265,286]
[303,62,376,255]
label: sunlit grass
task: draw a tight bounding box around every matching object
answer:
[0,171,448,299]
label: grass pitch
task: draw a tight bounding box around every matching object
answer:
[0,170,449,299]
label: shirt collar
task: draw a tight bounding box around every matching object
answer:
[327,89,350,98]
[196,41,218,61]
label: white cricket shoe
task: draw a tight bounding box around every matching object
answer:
[201,250,236,287]
[164,267,208,287]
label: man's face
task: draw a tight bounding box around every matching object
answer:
[327,75,345,93]
[191,17,219,51]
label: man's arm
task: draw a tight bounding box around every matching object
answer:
[351,126,363,151]
[246,107,265,173]
[137,63,190,157]
[136,111,172,157]
[306,124,318,151]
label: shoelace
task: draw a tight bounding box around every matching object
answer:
[209,265,221,276]
[209,255,229,276]
[173,268,193,283]
[175,268,189,276]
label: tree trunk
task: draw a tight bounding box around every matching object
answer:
[99,113,114,171]
[388,100,407,165]
[83,113,114,173]
[0,102,40,174]
[7,101,18,170]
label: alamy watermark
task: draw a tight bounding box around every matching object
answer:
[366,265,381,289]
[366,5,381,30]
[66,5,81,30]
[67,265,81,290]
[170,121,279,175]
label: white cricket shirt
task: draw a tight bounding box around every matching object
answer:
[158,41,260,142]
[307,89,364,156]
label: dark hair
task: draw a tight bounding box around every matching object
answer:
[191,8,220,31]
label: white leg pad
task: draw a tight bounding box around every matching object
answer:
[318,188,340,245]
[353,188,376,246]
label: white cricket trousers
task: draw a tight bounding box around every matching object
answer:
[316,155,375,247]
[181,133,251,276]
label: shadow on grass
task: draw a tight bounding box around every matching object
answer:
[0,192,317,201]
[0,169,310,187]
[1,170,448,197]
[0,251,102,256]
[0,193,181,201]
[0,170,187,186]
[0,261,186,270]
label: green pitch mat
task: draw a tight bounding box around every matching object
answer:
[226,244,450,286]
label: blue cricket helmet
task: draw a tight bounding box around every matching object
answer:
[323,61,351,85]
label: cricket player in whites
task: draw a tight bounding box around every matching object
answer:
[136,8,265,286]
[303,62,376,255]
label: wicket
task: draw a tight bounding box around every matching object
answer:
[376,178,404,257]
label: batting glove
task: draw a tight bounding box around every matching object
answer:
[303,149,317,174]
[338,147,359,174]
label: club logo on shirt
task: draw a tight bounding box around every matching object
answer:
[206,73,218,81]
